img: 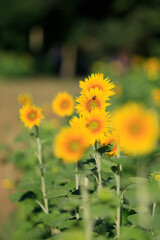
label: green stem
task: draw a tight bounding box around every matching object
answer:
[35,126,49,214]
[115,145,122,239]
[94,141,102,191]
[152,201,156,218]
[116,164,122,239]
[75,162,80,221]
[151,201,156,235]
[81,176,92,240]
[34,126,60,236]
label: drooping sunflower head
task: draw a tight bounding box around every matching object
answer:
[19,104,44,129]
[18,93,33,106]
[112,102,159,155]
[77,108,111,145]
[52,92,74,117]
[54,127,90,163]
[101,131,119,157]
[76,88,110,116]
[79,73,115,98]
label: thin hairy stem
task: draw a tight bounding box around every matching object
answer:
[94,141,102,191]
[115,145,122,239]
[75,162,80,221]
[81,176,92,240]
[35,126,49,214]
[152,201,156,218]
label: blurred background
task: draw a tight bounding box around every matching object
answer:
[0,0,160,237]
[0,0,160,77]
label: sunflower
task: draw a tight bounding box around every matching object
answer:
[2,179,15,189]
[76,88,110,116]
[151,88,160,107]
[112,103,159,155]
[79,73,115,98]
[69,115,82,129]
[144,57,160,81]
[101,131,119,157]
[19,104,44,129]
[76,109,110,145]
[52,92,74,117]
[18,93,33,106]
[150,172,160,182]
[54,127,90,163]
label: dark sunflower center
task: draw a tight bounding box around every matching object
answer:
[86,98,100,112]
[129,123,141,134]
[87,120,100,132]
[69,141,81,152]
[28,111,37,120]
[61,101,69,109]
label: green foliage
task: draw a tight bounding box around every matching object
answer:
[2,65,160,240]
[0,51,34,77]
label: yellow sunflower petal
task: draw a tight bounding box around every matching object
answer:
[75,88,110,116]
[112,102,159,155]
[74,109,110,145]
[101,131,119,157]
[19,104,44,129]
[54,127,90,163]
[18,93,33,106]
[151,88,160,107]
[79,73,115,98]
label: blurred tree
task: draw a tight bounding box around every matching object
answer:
[0,0,54,50]
[0,0,160,75]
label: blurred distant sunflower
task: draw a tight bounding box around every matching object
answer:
[79,73,115,97]
[151,88,160,107]
[18,93,33,106]
[2,178,15,189]
[150,172,160,182]
[52,92,74,117]
[144,57,160,81]
[112,103,159,155]
[76,88,109,116]
[19,104,44,129]
[54,127,89,163]
[77,109,110,145]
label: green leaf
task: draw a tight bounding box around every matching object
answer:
[147,181,160,202]
[129,177,148,184]
[150,212,160,230]
[17,174,37,191]
[127,213,150,229]
[90,204,116,218]
[9,192,25,203]
[48,229,85,240]
[101,158,116,173]
[110,155,127,165]
[97,144,112,155]
[120,226,150,240]
[45,190,68,199]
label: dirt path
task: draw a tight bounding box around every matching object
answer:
[0,77,79,227]
[0,76,79,143]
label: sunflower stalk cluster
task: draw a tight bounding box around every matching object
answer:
[10,73,159,240]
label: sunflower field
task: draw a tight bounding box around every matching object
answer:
[2,57,160,240]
